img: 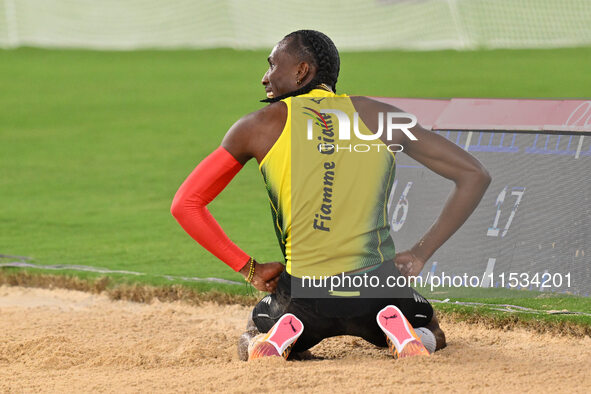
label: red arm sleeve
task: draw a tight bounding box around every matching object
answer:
[170,146,250,272]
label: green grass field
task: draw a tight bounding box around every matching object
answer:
[1,47,590,326]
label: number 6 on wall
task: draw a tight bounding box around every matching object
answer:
[390,181,413,232]
[487,186,525,237]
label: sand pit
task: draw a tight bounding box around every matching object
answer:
[1,285,589,393]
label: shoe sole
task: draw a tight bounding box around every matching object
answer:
[376,305,430,359]
[248,313,304,360]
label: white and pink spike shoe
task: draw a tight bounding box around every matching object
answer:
[248,313,304,360]
[376,305,430,359]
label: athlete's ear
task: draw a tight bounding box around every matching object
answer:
[296,61,312,83]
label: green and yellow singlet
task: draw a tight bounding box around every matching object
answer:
[259,89,396,278]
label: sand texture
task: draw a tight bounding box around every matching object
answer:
[1,285,590,393]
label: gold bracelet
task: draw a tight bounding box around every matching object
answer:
[245,257,256,283]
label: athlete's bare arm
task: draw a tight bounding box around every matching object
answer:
[352,96,491,276]
[399,124,491,274]
[220,101,289,291]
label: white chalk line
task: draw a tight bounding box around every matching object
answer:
[0,261,243,286]
[430,299,591,317]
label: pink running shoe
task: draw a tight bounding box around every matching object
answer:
[376,305,430,359]
[248,313,304,360]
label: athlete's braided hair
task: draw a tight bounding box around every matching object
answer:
[262,30,340,103]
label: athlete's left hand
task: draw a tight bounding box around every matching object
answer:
[395,250,425,277]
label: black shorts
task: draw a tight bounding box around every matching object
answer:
[252,263,433,353]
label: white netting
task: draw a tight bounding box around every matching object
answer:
[1,0,590,50]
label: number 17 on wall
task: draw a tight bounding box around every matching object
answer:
[487,186,526,238]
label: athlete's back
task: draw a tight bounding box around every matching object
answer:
[260,89,398,277]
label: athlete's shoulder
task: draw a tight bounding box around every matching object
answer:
[221,101,288,165]
[349,95,401,113]
[233,101,288,131]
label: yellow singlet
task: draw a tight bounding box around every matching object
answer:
[259,89,396,278]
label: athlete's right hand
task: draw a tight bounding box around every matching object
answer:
[250,262,285,293]
[395,250,426,277]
